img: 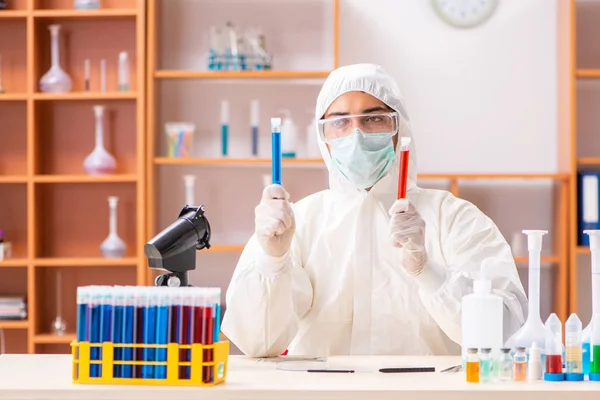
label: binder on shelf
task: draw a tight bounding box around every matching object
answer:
[578,172,600,246]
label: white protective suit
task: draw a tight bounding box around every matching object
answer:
[221,63,528,357]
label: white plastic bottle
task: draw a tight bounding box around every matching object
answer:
[306,112,320,158]
[461,257,504,361]
[279,109,297,158]
[528,342,543,380]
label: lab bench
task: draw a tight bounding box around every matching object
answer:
[0,354,599,400]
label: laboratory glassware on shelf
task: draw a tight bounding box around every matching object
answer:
[250,99,259,157]
[83,105,117,175]
[279,109,297,158]
[165,123,195,158]
[39,24,72,94]
[582,230,600,374]
[565,313,584,381]
[118,51,129,92]
[505,230,550,358]
[74,0,101,9]
[221,100,229,157]
[0,229,12,261]
[51,270,67,336]
[207,23,272,72]
[544,313,564,381]
[100,196,126,259]
[183,175,196,206]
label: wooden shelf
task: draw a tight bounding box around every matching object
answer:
[576,69,600,78]
[514,255,560,264]
[0,10,29,18]
[32,92,138,101]
[0,259,28,267]
[33,333,76,344]
[33,9,138,18]
[0,93,28,101]
[0,320,28,329]
[155,70,331,80]
[33,174,138,183]
[578,158,600,165]
[155,157,324,165]
[418,173,570,180]
[0,176,28,183]
[34,257,138,267]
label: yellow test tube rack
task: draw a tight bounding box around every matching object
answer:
[71,340,229,387]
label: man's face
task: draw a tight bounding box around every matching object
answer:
[322,91,398,154]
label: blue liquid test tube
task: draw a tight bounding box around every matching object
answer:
[271,118,282,185]
[99,290,113,378]
[112,287,124,379]
[142,288,156,379]
[76,287,89,379]
[154,288,170,379]
[122,287,135,379]
[89,287,102,378]
[221,100,229,157]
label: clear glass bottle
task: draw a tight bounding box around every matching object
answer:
[513,346,528,381]
[479,348,493,382]
[39,24,72,94]
[100,196,126,258]
[466,348,479,383]
[498,348,513,381]
[83,105,117,175]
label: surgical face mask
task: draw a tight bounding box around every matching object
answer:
[329,129,396,189]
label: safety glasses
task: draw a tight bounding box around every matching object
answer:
[318,112,400,143]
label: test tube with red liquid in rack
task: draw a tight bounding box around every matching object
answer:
[544,313,565,381]
[397,137,411,199]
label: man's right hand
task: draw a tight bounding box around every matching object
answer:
[255,184,296,258]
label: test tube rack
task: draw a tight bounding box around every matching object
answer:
[71,340,229,387]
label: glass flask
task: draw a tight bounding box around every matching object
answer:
[39,24,72,94]
[100,196,127,258]
[51,270,67,336]
[83,105,117,175]
[74,0,101,9]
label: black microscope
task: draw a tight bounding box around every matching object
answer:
[144,205,211,287]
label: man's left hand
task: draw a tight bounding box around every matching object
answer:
[389,199,428,275]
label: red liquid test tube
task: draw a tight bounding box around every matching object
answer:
[546,354,563,374]
[179,291,193,379]
[397,137,411,199]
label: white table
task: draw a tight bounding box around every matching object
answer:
[0,354,599,400]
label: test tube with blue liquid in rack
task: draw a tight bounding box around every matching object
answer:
[271,118,282,185]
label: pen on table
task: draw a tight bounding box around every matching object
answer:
[307,369,355,373]
[379,367,435,373]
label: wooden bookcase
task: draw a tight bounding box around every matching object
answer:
[0,0,146,354]
[565,0,600,321]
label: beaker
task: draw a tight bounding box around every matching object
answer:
[166,123,195,158]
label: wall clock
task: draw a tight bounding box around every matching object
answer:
[431,0,498,28]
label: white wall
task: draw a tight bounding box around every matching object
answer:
[155,1,563,347]
[339,0,558,174]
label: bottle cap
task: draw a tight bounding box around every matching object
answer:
[543,373,565,381]
[565,373,584,381]
[500,348,511,353]
[529,341,542,358]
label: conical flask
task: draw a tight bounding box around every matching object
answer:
[39,24,72,93]
[582,230,600,374]
[83,105,117,175]
[100,196,126,258]
[505,230,551,355]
